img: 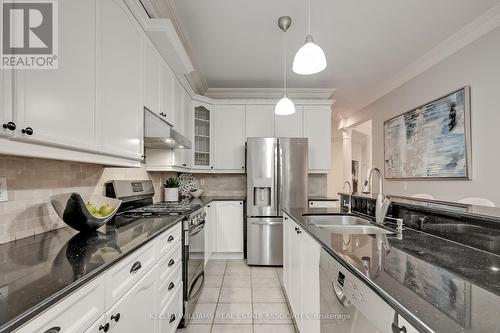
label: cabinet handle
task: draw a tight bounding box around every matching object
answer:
[241,166,244,169]
[239,202,242,205]
[99,323,110,332]
[284,217,288,220]
[210,166,214,169]
[168,259,175,267]
[168,282,175,290]
[21,127,34,135]
[111,313,121,322]
[391,323,407,333]
[169,314,176,324]
[297,230,302,234]
[44,327,61,333]
[2,122,16,131]
[167,235,175,243]
[130,261,142,273]
[294,227,299,231]
[182,163,187,167]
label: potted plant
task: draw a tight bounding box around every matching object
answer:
[164,177,180,202]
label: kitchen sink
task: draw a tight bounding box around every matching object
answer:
[304,215,372,227]
[303,215,394,235]
[317,224,393,235]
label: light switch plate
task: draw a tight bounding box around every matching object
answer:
[0,177,8,202]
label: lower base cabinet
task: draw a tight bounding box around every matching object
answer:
[283,213,321,333]
[14,226,183,333]
[105,267,157,333]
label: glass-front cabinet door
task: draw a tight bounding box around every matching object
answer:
[192,102,213,169]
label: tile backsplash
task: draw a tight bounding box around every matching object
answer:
[194,173,328,197]
[0,155,174,244]
[0,154,329,244]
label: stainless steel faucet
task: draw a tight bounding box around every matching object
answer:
[343,181,352,213]
[361,167,392,224]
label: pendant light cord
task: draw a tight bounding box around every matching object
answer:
[283,41,287,93]
[308,0,311,35]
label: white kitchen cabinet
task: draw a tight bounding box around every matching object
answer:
[13,0,98,151]
[275,106,303,137]
[0,69,13,137]
[215,201,244,253]
[301,227,321,333]
[192,101,214,169]
[98,0,143,160]
[143,39,161,115]
[104,240,156,308]
[304,106,332,171]
[173,79,184,131]
[283,216,321,333]
[214,105,246,171]
[159,60,175,126]
[204,203,215,266]
[282,214,291,293]
[15,277,105,333]
[246,105,275,137]
[106,267,157,333]
[173,86,192,168]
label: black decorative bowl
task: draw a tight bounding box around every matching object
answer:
[50,193,122,232]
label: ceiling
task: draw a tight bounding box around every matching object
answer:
[173,0,500,114]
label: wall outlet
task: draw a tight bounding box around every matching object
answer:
[0,177,8,202]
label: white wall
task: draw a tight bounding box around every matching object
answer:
[344,26,500,205]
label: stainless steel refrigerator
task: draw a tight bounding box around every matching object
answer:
[246,137,308,266]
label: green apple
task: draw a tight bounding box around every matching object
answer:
[99,204,114,217]
[85,202,97,214]
[92,212,104,219]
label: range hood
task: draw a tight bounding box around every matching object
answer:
[144,108,192,149]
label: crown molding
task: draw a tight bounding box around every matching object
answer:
[205,88,336,100]
[350,3,500,114]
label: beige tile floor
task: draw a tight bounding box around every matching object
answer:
[177,259,297,333]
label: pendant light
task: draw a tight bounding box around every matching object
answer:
[275,16,296,116]
[293,0,327,75]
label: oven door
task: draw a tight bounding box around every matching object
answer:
[182,219,205,326]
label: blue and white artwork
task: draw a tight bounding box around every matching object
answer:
[384,87,471,179]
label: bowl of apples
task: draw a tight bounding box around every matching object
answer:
[50,193,122,232]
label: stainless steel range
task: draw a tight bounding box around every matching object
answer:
[105,180,205,327]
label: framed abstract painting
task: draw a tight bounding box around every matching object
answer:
[384,87,472,179]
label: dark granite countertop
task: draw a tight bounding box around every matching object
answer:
[308,196,339,201]
[0,196,245,333]
[284,207,500,333]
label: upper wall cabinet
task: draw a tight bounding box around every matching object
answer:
[304,106,332,171]
[173,79,184,131]
[159,60,175,126]
[246,105,275,138]
[0,69,13,138]
[192,102,214,170]
[13,0,99,151]
[98,0,143,160]
[214,105,246,171]
[143,39,161,115]
[275,106,304,137]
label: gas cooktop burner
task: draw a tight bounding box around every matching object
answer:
[121,202,202,217]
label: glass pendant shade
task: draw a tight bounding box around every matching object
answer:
[274,94,296,115]
[293,34,327,75]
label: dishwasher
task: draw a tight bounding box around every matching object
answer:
[319,248,406,333]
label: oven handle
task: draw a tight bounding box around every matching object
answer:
[189,220,205,237]
[188,272,205,301]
